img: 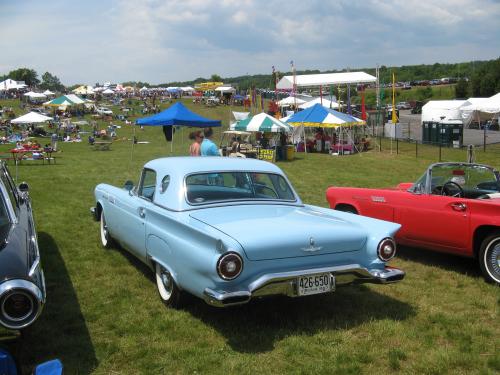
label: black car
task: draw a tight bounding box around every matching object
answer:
[0,162,45,330]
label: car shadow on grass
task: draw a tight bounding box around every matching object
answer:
[186,286,415,353]
[398,245,482,279]
[5,232,97,374]
[114,245,415,354]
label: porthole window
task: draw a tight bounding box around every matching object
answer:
[160,175,171,194]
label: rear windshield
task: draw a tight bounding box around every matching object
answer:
[185,172,296,204]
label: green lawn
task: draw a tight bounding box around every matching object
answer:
[0,98,499,374]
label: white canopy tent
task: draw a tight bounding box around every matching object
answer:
[421,100,467,124]
[460,93,500,127]
[73,85,95,95]
[23,91,47,99]
[299,97,339,110]
[43,89,55,96]
[474,93,500,114]
[0,79,27,91]
[11,112,53,124]
[102,88,115,95]
[215,86,236,93]
[232,111,250,121]
[278,96,306,107]
[460,98,490,122]
[276,71,376,90]
[180,86,195,93]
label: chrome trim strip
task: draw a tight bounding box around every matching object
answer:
[203,264,405,307]
[28,256,40,278]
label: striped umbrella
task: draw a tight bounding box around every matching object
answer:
[232,112,292,133]
[286,103,365,128]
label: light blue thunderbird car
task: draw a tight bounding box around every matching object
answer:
[92,157,405,308]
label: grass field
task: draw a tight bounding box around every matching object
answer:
[0,98,498,374]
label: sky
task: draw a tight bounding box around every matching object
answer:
[1,0,499,85]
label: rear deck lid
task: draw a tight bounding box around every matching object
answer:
[190,205,367,260]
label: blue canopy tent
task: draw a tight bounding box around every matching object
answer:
[136,102,221,152]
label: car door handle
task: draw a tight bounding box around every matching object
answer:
[138,207,146,218]
[451,203,467,212]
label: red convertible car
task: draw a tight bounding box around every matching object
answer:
[327,162,500,284]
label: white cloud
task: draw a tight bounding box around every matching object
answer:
[0,0,498,85]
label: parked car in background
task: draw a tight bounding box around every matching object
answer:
[396,102,411,110]
[92,157,404,308]
[96,107,113,116]
[326,162,500,284]
[0,162,45,330]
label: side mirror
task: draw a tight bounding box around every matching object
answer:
[18,182,29,193]
[413,183,425,194]
[124,180,134,194]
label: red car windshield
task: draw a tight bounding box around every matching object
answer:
[412,164,500,194]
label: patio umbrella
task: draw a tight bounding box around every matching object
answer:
[232,112,292,133]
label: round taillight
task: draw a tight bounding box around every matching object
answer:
[1,291,35,322]
[377,238,396,261]
[217,252,243,280]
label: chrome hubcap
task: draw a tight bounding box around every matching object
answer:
[161,271,172,292]
[100,214,108,244]
[489,242,500,276]
[157,266,173,300]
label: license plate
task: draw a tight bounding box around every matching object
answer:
[297,273,334,296]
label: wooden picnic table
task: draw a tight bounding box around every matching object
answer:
[10,148,56,164]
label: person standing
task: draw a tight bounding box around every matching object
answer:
[188,130,203,156]
[200,127,219,156]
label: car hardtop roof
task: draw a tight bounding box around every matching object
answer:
[144,157,284,175]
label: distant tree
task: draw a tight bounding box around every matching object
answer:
[210,74,222,82]
[67,84,82,91]
[121,81,150,88]
[480,72,497,97]
[40,72,64,92]
[8,68,39,86]
[454,78,469,98]
[416,87,433,101]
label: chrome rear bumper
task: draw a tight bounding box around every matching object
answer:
[203,264,405,307]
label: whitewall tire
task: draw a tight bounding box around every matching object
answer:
[479,233,500,285]
[155,263,183,308]
[100,211,113,248]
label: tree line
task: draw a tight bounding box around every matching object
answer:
[2,58,499,98]
[0,68,64,92]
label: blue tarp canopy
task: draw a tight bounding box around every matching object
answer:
[136,102,221,127]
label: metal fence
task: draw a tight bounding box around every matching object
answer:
[367,135,500,164]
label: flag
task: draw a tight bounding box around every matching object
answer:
[347,83,352,115]
[361,85,366,120]
[251,87,257,112]
[392,72,398,124]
